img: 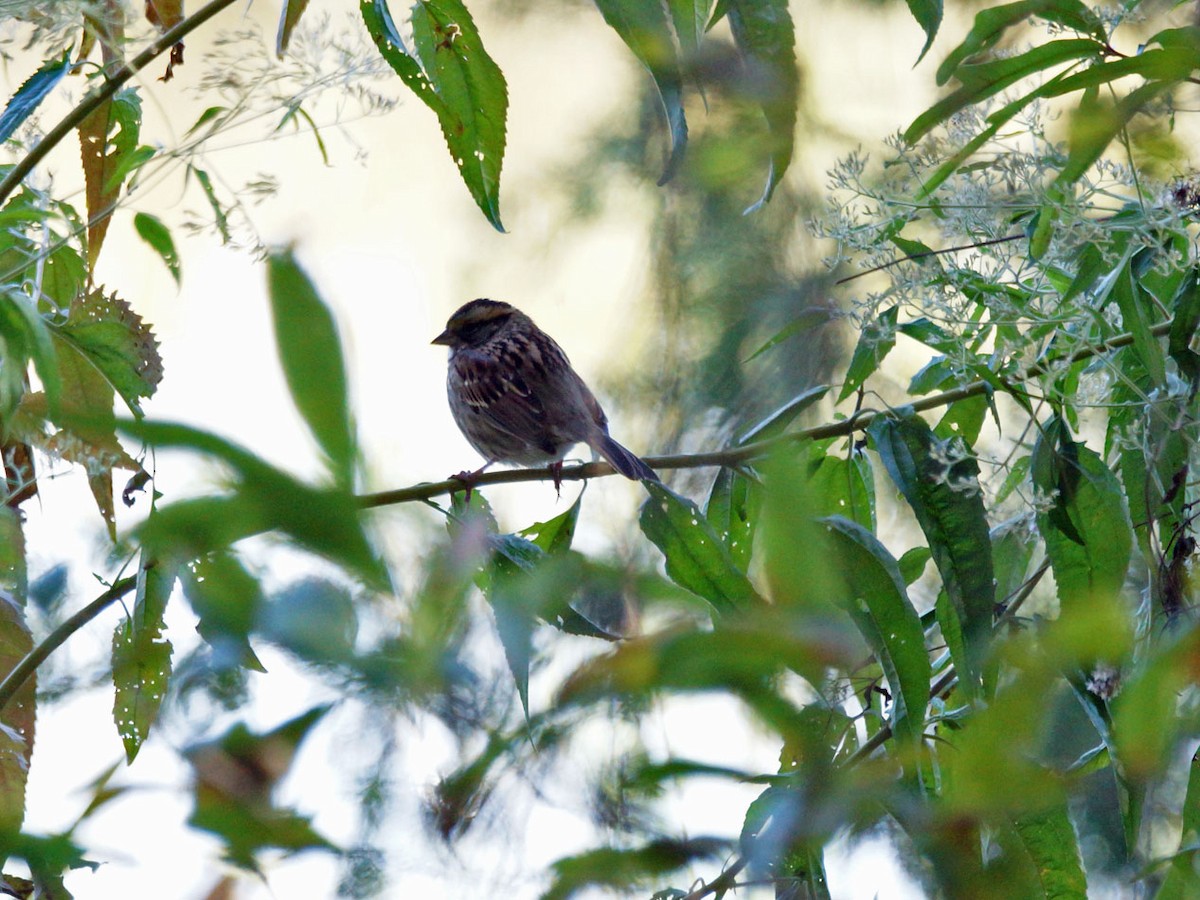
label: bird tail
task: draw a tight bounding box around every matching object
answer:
[594,433,659,482]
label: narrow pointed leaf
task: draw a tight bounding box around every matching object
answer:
[79,88,143,270]
[276,0,312,56]
[361,0,507,230]
[839,306,898,401]
[0,509,32,834]
[594,0,688,185]
[0,52,70,145]
[822,516,930,744]
[133,212,181,286]
[266,250,355,488]
[906,0,942,63]
[640,481,762,615]
[869,413,994,696]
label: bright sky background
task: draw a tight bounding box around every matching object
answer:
[4,0,951,896]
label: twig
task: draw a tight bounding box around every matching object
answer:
[359,319,1174,508]
[0,576,137,714]
[0,0,240,208]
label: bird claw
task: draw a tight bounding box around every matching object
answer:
[449,466,487,502]
[549,460,564,498]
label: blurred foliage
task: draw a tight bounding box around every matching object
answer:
[3,1,1200,899]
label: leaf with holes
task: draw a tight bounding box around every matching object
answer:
[79,88,143,270]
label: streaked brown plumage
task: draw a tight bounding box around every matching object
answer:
[432,299,657,487]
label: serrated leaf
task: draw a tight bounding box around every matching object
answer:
[594,0,687,185]
[821,516,930,745]
[50,288,163,415]
[840,306,898,402]
[361,0,507,230]
[640,481,762,615]
[0,508,31,835]
[726,0,798,211]
[112,551,176,762]
[266,250,355,488]
[0,52,70,145]
[276,0,311,57]
[78,88,142,270]
[869,413,994,697]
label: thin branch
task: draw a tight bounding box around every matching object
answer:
[0,575,137,714]
[0,0,240,208]
[680,856,747,900]
[359,319,1175,507]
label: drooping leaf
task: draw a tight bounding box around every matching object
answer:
[265,250,356,488]
[78,88,143,270]
[276,0,311,57]
[1158,751,1200,899]
[906,0,942,63]
[594,0,687,185]
[735,384,829,443]
[183,552,266,672]
[869,413,994,697]
[821,516,930,745]
[189,166,230,242]
[840,305,897,401]
[806,448,875,532]
[640,481,762,615]
[1031,417,1132,615]
[133,212,180,286]
[361,0,507,230]
[0,52,70,145]
[725,0,798,211]
[186,706,337,868]
[112,551,177,762]
[544,838,731,900]
[704,466,757,572]
[1011,803,1089,898]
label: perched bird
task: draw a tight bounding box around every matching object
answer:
[432,299,658,491]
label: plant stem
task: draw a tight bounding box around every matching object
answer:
[0,576,137,715]
[0,0,240,208]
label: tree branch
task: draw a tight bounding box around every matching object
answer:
[0,575,137,714]
[360,319,1173,507]
[0,0,240,208]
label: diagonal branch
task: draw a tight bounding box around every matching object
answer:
[359,318,1173,508]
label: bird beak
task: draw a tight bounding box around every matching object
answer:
[431,329,453,346]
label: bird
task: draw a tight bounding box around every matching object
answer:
[432,299,658,493]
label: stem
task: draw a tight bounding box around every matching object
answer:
[359,319,1173,507]
[0,576,137,715]
[0,0,240,208]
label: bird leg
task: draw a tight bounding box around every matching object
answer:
[549,460,564,497]
[449,461,493,502]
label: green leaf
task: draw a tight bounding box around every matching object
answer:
[0,289,60,414]
[935,394,989,446]
[668,0,712,62]
[190,165,230,243]
[726,0,798,211]
[361,0,507,230]
[1158,751,1200,900]
[821,516,930,745]
[935,0,1104,86]
[906,0,942,63]
[869,413,994,697]
[185,706,336,868]
[806,449,875,532]
[133,212,181,286]
[1031,417,1132,615]
[906,39,1104,144]
[594,0,687,185]
[1111,261,1166,386]
[1056,80,1175,188]
[276,0,312,56]
[121,419,387,589]
[839,305,898,402]
[1168,268,1200,385]
[183,552,266,672]
[112,551,176,762]
[704,466,757,571]
[520,495,581,554]
[266,250,356,488]
[735,384,829,443]
[640,481,762,615]
[545,838,731,900]
[1011,804,1088,898]
[898,546,932,585]
[0,51,70,144]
